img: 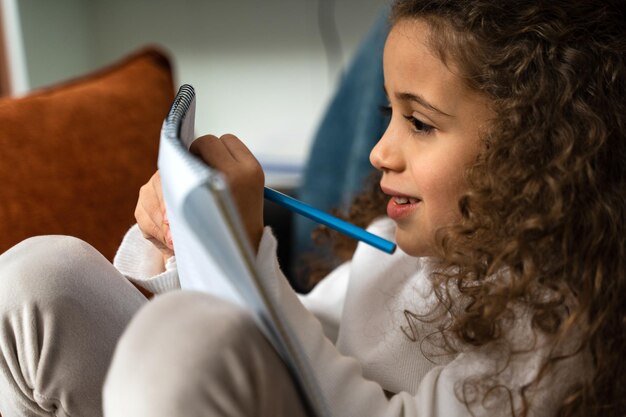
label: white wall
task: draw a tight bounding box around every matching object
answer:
[18,0,96,90]
[16,0,388,164]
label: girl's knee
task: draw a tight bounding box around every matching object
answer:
[111,291,257,361]
[104,292,283,416]
[0,236,144,417]
[0,235,130,317]
[0,236,100,302]
[106,291,259,380]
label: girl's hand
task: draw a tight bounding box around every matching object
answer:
[135,171,174,262]
[190,134,265,252]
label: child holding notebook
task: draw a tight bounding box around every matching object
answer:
[0,0,624,416]
[103,1,626,416]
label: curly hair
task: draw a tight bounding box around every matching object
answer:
[313,1,626,415]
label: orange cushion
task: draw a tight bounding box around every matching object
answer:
[0,47,175,260]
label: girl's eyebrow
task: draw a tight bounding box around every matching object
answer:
[384,86,454,118]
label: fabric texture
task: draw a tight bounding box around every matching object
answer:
[0,47,175,260]
[0,235,146,417]
[103,291,309,417]
[114,224,180,294]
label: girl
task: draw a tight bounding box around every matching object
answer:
[0,0,623,416]
[103,0,626,416]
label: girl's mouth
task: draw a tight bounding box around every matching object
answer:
[392,196,420,205]
[387,196,421,220]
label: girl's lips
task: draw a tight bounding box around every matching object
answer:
[380,186,422,220]
[386,197,421,220]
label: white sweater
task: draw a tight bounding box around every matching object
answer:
[114,218,587,417]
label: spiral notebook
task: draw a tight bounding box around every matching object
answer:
[157,85,331,417]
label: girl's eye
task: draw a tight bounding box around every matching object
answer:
[403,115,435,135]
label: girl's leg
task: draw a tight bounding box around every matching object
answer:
[0,236,147,417]
[103,291,309,417]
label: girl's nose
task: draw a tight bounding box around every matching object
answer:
[370,126,403,173]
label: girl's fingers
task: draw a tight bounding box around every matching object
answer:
[136,202,167,249]
[189,135,236,169]
[187,133,265,250]
[135,176,174,254]
[138,210,173,256]
[161,218,173,250]
[190,134,264,184]
[151,171,165,212]
[151,171,174,250]
[218,134,256,162]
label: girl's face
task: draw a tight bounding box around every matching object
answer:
[370,19,494,257]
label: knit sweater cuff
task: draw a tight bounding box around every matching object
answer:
[113,224,181,294]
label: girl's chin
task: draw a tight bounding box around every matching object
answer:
[394,228,432,257]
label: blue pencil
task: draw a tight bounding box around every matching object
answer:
[264,187,397,254]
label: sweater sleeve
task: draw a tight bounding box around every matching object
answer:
[255,227,587,417]
[297,261,351,343]
[113,224,180,294]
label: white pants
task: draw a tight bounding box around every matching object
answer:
[0,236,147,416]
[103,290,309,417]
[0,236,308,417]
